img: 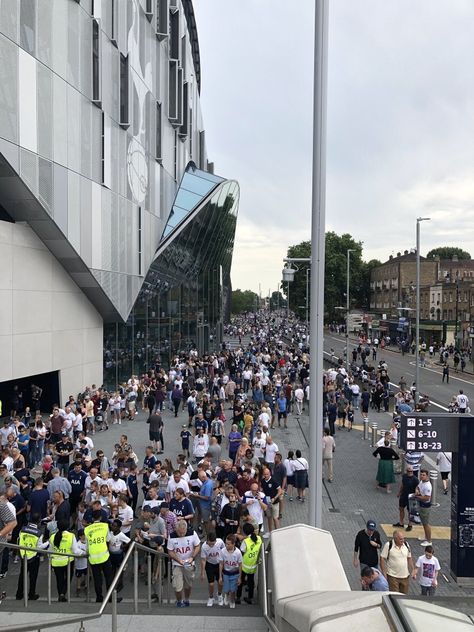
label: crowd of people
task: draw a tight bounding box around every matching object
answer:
[0,311,313,608]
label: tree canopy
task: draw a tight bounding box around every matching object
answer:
[231,289,259,315]
[426,246,471,261]
[284,233,381,321]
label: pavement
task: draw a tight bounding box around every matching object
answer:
[1,331,473,630]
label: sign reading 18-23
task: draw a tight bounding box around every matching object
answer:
[399,413,460,452]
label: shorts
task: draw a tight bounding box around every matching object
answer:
[286,475,295,487]
[266,500,280,519]
[205,562,220,583]
[419,506,431,526]
[441,472,450,480]
[223,572,239,593]
[361,406,369,414]
[149,431,161,441]
[172,564,195,592]
[399,496,409,509]
[201,506,211,522]
[338,411,346,420]
[277,411,287,420]
[75,567,87,578]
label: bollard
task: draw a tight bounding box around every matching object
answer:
[430,470,440,507]
[371,422,378,447]
[363,418,369,440]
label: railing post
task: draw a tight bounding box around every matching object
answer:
[158,554,163,604]
[147,553,152,609]
[112,589,118,632]
[67,559,71,602]
[86,564,90,602]
[23,553,28,608]
[133,547,139,613]
[48,557,52,606]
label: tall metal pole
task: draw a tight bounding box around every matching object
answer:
[415,217,430,405]
[306,268,309,329]
[346,249,354,373]
[309,0,328,529]
[287,281,290,319]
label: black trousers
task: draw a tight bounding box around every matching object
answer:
[91,558,113,599]
[53,564,73,597]
[16,555,40,598]
[237,571,255,600]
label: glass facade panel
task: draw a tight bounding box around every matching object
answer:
[0,35,18,144]
[103,163,239,386]
[19,0,35,56]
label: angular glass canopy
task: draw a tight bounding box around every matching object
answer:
[161,163,224,239]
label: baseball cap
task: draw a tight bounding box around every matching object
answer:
[366,520,376,530]
[159,502,169,509]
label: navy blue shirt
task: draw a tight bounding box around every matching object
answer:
[169,497,194,519]
[68,470,87,497]
[29,488,50,519]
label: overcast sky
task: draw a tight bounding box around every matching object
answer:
[193,0,474,295]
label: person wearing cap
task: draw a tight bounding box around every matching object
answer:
[353,520,382,570]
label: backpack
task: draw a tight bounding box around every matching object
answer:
[387,539,410,560]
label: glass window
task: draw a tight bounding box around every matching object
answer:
[92,19,101,103]
[156,101,162,161]
[119,54,129,126]
[20,0,35,55]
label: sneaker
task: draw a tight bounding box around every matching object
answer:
[289,497,293,502]
[183,600,190,607]
[207,597,214,607]
[217,594,224,606]
[229,602,236,609]
[392,522,404,527]
[176,600,184,608]
[223,594,228,606]
[0,573,7,579]
[420,540,432,547]
[405,525,413,532]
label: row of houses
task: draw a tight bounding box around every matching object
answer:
[367,251,474,346]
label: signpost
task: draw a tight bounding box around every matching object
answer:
[400,412,474,586]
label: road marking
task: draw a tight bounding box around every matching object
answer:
[380,524,450,540]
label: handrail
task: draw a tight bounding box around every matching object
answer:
[260,543,280,632]
[0,539,173,632]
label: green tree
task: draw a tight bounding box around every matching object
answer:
[269,291,286,311]
[284,233,376,321]
[426,246,471,260]
[231,289,259,315]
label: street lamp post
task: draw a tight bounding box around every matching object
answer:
[346,249,355,373]
[306,268,310,329]
[415,217,431,405]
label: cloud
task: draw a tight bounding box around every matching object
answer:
[193,0,474,291]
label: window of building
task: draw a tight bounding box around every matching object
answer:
[145,0,153,21]
[443,310,447,320]
[119,54,130,128]
[156,0,169,40]
[168,60,178,121]
[138,206,143,275]
[92,19,101,104]
[20,0,36,56]
[156,101,162,162]
[169,9,180,61]
[449,292,453,302]
[448,309,453,320]
[111,0,118,45]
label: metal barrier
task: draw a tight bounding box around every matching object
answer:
[0,540,171,632]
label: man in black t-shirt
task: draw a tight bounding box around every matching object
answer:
[54,438,74,477]
[393,468,419,531]
[353,520,382,569]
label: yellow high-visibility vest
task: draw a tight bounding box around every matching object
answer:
[50,531,74,567]
[19,530,40,560]
[241,535,262,574]
[84,521,110,565]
